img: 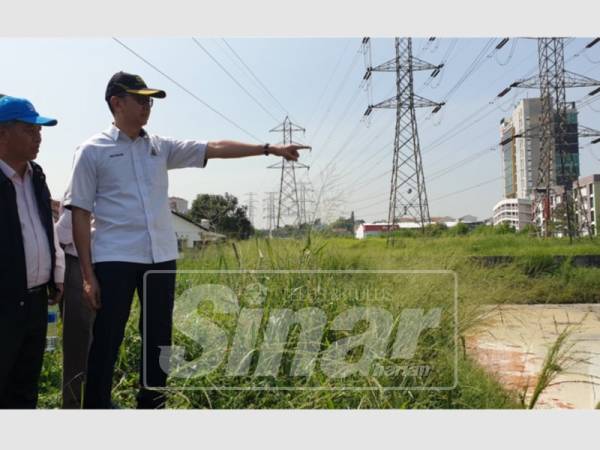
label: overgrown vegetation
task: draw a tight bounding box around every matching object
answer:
[38,233,599,408]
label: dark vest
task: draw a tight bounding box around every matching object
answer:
[0,161,56,306]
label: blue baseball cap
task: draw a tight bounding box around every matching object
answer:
[0,96,57,126]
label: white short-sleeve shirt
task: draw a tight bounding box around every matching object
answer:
[63,125,207,264]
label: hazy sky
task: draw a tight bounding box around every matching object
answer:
[1,37,599,227]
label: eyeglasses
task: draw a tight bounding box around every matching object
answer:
[118,94,153,108]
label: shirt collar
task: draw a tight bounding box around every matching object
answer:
[106,124,149,142]
[0,159,32,181]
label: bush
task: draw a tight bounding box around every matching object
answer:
[423,222,448,237]
[493,222,517,235]
[518,224,537,236]
[448,222,470,236]
[517,255,562,277]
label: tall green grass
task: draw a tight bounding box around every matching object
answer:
[37,234,599,408]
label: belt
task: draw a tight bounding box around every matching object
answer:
[26,284,47,295]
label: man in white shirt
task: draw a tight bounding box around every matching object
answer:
[0,96,64,408]
[64,71,309,409]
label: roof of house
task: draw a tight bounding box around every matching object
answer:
[171,210,210,231]
[360,224,398,231]
[171,211,227,241]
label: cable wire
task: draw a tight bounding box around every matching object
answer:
[112,37,262,142]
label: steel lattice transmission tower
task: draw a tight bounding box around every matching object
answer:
[363,38,444,244]
[297,181,314,226]
[537,39,573,239]
[262,191,277,235]
[245,192,256,225]
[267,116,309,228]
[501,38,600,240]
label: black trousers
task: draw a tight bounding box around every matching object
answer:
[0,287,48,409]
[83,260,176,409]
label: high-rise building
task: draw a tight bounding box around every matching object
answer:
[512,98,542,199]
[500,117,517,198]
[555,102,580,188]
[500,98,580,199]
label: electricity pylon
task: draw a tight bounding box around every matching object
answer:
[499,37,600,240]
[267,116,309,227]
[362,37,444,245]
[262,191,277,235]
[245,192,256,225]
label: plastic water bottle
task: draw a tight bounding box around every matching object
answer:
[46,304,59,352]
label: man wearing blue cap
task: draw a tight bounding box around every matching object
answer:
[0,96,65,408]
[64,71,310,409]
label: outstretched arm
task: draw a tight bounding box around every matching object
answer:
[206,141,310,161]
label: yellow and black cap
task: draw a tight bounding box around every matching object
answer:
[105,71,166,101]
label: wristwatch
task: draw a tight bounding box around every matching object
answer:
[263,143,270,156]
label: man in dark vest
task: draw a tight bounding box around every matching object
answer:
[0,96,65,408]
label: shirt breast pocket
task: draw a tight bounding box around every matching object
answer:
[98,152,135,191]
[145,154,168,188]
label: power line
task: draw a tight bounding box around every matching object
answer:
[308,43,363,143]
[340,39,586,221]
[430,176,502,202]
[326,117,396,182]
[309,79,402,180]
[355,174,502,216]
[316,40,534,206]
[338,99,506,196]
[309,87,364,170]
[221,39,290,117]
[495,38,518,66]
[192,38,280,122]
[417,38,459,91]
[336,37,570,203]
[322,89,509,210]
[416,44,541,149]
[438,38,496,103]
[305,39,354,132]
[327,105,495,204]
[111,37,262,142]
[348,144,496,208]
[427,146,495,181]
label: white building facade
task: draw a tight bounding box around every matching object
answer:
[574,174,599,236]
[492,198,532,231]
[169,196,189,214]
[171,211,225,250]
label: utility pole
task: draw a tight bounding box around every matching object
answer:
[498,37,600,240]
[267,116,309,228]
[362,37,444,245]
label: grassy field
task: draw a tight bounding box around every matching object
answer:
[38,233,600,409]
